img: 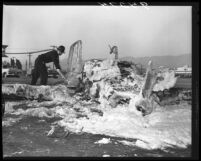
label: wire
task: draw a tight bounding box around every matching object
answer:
[6,48,43,50]
[5,49,53,55]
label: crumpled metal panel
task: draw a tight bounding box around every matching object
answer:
[66,40,83,87]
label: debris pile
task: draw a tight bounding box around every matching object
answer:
[82,59,177,116]
[2,40,179,116]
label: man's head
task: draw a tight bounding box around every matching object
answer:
[57,45,65,55]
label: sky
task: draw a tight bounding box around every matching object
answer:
[3,5,191,69]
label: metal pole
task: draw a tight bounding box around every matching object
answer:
[30,54,32,69]
[26,60,27,72]
[28,53,32,69]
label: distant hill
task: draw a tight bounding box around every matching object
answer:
[120,54,191,69]
[60,54,191,70]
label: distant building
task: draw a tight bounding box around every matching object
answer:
[2,45,8,57]
[175,65,191,77]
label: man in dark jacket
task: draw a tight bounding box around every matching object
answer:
[31,45,67,85]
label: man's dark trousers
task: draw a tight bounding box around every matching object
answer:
[31,56,48,85]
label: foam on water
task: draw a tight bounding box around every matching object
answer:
[4,100,191,151]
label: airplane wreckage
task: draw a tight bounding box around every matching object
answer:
[2,40,191,150]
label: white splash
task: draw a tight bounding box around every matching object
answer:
[95,138,111,144]
[153,70,177,91]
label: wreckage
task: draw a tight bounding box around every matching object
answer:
[2,40,191,150]
[2,40,189,115]
[2,48,181,116]
[66,40,83,88]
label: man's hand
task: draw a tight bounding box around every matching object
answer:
[61,75,66,80]
[56,69,66,79]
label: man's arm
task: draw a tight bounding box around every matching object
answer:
[52,53,65,79]
[56,69,69,84]
[52,52,68,83]
[56,68,66,80]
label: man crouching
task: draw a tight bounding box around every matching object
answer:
[31,46,67,85]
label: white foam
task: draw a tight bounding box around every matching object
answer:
[102,154,110,157]
[2,117,22,127]
[153,70,177,91]
[117,140,136,146]
[4,96,191,151]
[95,138,111,144]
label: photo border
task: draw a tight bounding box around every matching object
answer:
[1,1,199,160]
